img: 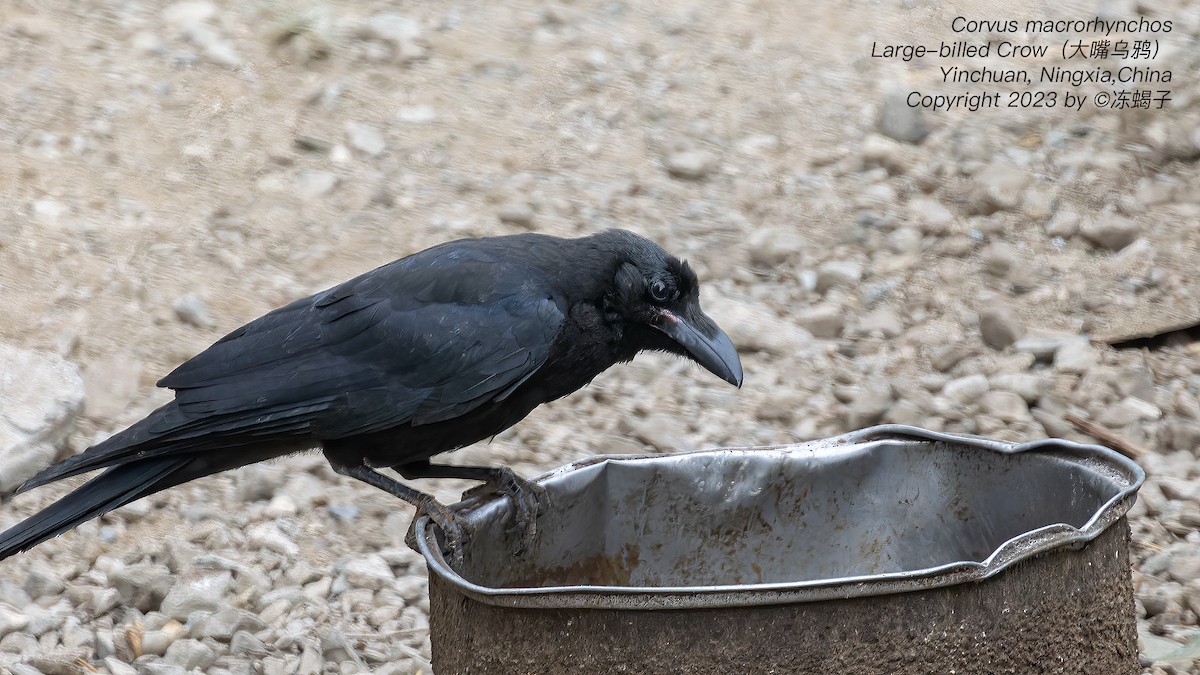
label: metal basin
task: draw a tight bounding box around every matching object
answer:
[417,425,1144,674]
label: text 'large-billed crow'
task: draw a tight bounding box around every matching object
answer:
[0,229,742,562]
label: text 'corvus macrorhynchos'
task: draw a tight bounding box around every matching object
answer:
[0,229,742,563]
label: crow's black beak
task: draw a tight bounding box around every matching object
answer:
[654,308,743,387]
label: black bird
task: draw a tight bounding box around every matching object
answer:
[0,229,742,562]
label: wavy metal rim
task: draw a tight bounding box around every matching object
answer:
[417,424,1145,610]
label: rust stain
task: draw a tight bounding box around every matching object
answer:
[505,543,642,588]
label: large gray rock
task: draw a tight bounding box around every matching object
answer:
[0,344,85,494]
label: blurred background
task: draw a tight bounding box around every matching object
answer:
[1,0,1199,672]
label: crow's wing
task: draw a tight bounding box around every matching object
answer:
[156,243,566,440]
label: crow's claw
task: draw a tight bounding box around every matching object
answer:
[462,467,547,555]
[406,498,471,568]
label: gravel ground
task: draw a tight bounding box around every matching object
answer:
[2,0,1200,672]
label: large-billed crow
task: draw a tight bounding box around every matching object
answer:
[0,229,742,562]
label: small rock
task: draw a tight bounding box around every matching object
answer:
[497,203,535,228]
[1080,211,1139,251]
[0,345,85,494]
[978,306,1022,350]
[141,619,187,656]
[359,13,426,62]
[344,122,386,157]
[396,105,437,123]
[909,198,955,235]
[665,150,717,180]
[172,293,214,329]
[885,227,923,255]
[942,374,990,404]
[0,603,29,639]
[878,88,928,143]
[1045,209,1080,238]
[164,638,219,670]
[734,133,779,156]
[854,309,904,338]
[194,607,266,641]
[747,227,806,267]
[32,198,68,226]
[91,587,123,615]
[343,554,395,590]
[930,343,971,372]
[860,133,912,174]
[846,384,895,428]
[24,567,66,600]
[109,562,173,613]
[105,657,139,675]
[294,170,337,200]
[1053,339,1100,373]
[971,162,1029,213]
[160,571,232,621]
[1121,396,1162,421]
[1169,550,1200,584]
[989,373,1043,403]
[1141,580,1183,617]
[231,629,270,657]
[978,390,1031,423]
[815,260,863,293]
[1014,335,1064,364]
[980,242,1019,277]
[796,304,844,339]
[248,522,300,557]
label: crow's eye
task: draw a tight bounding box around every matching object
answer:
[649,279,671,302]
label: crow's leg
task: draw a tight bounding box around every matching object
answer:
[328,459,469,566]
[397,460,546,553]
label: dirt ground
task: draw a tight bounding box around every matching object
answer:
[2,0,1200,672]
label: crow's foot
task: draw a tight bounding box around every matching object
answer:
[463,467,547,555]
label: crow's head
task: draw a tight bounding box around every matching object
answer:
[602,230,743,387]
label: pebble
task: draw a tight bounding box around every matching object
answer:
[971,162,1029,213]
[815,260,863,294]
[978,306,1022,350]
[978,390,1031,423]
[294,170,338,200]
[345,122,386,157]
[1080,211,1140,251]
[111,563,174,612]
[343,555,396,591]
[359,13,426,62]
[1053,339,1101,373]
[942,374,990,404]
[396,105,438,124]
[846,384,895,428]
[248,522,300,557]
[172,293,215,329]
[1045,209,1080,238]
[163,637,220,670]
[854,309,904,338]
[665,150,717,180]
[747,227,806,267]
[1013,335,1064,364]
[160,571,232,621]
[909,197,955,235]
[194,607,265,641]
[0,603,30,639]
[989,373,1043,403]
[877,88,928,143]
[0,345,86,494]
[795,304,844,339]
[497,203,536,228]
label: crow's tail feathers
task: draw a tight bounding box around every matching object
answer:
[0,457,194,560]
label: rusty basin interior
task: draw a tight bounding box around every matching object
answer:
[417,425,1145,674]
